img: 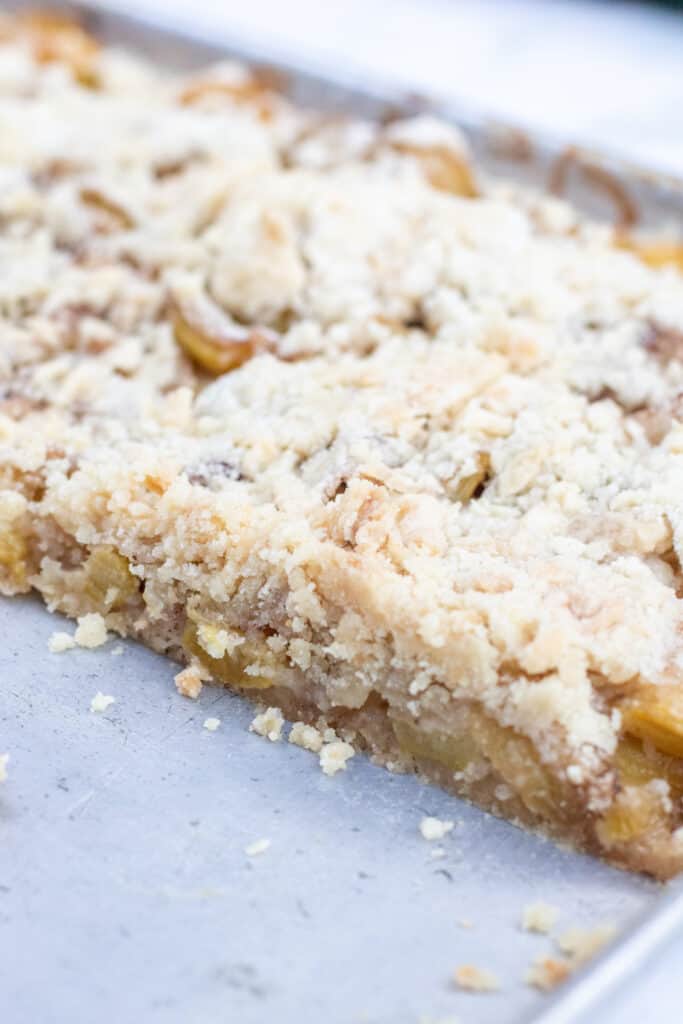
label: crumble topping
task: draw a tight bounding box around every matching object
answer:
[2,15,683,877]
[319,740,355,776]
[419,816,455,841]
[452,965,500,992]
[203,716,221,731]
[249,706,285,742]
[90,691,115,713]
[521,902,559,934]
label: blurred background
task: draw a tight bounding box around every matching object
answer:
[97,0,683,173]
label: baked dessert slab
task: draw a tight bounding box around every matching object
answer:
[3,12,683,877]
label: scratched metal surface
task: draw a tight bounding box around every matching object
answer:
[2,4,683,1022]
[0,596,657,1024]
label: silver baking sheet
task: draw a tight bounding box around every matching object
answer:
[2,4,683,1023]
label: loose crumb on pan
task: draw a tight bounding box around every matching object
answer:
[452,964,500,992]
[557,924,617,965]
[249,706,284,742]
[48,630,76,653]
[521,901,560,934]
[319,739,355,776]
[74,613,108,649]
[457,918,473,929]
[525,955,572,992]
[0,753,8,782]
[526,923,617,992]
[174,666,203,700]
[203,717,221,731]
[245,838,271,857]
[111,645,124,657]
[90,692,115,713]
[288,721,324,753]
[420,816,455,841]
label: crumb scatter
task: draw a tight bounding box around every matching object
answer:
[245,838,271,857]
[557,924,616,965]
[526,922,617,992]
[319,740,355,776]
[74,613,108,649]
[452,964,500,992]
[289,721,324,753]
[174,666,203,700]
[249,706,284,742]
[420,816,454,841]
[48,630,76,653]
[90,692,115,713]
[525,955,572,992]
[522,902,559,934]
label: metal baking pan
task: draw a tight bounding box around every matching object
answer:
[2,4,683,1022]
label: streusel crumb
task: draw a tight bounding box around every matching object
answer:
[48,631,76,653]
[249,706,284,742]
[289,722,324,753]
[0,753,8,782]
[90,692,115,713]
[174,667,203,700]
[419,816,455,841]
[319,740,355,776]
[525,955,572,992]
[245,838,271,856]
[203,717,221,731]
[521,902,559,934]
[557,924,616,965]
[453,965,500,992]
[74,614,108,649]
[526,923,616,992]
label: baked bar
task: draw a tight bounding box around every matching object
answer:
[3,13,683,877]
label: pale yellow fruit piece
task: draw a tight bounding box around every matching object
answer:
[393,718,479,774]
[4,12,101,87]
[171,291,260,376]
[597,785,665,845]
[621,686,683,759]
[619,237,683,273]
[0,530,28,589]
[391,142,478,197]
[82,547,138,612]
[614,734,683,797]
[80,187,134,230]
[178,77,275,120]
[182,620,273,690]
[449,452,491,502]
[394,708,567,820]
